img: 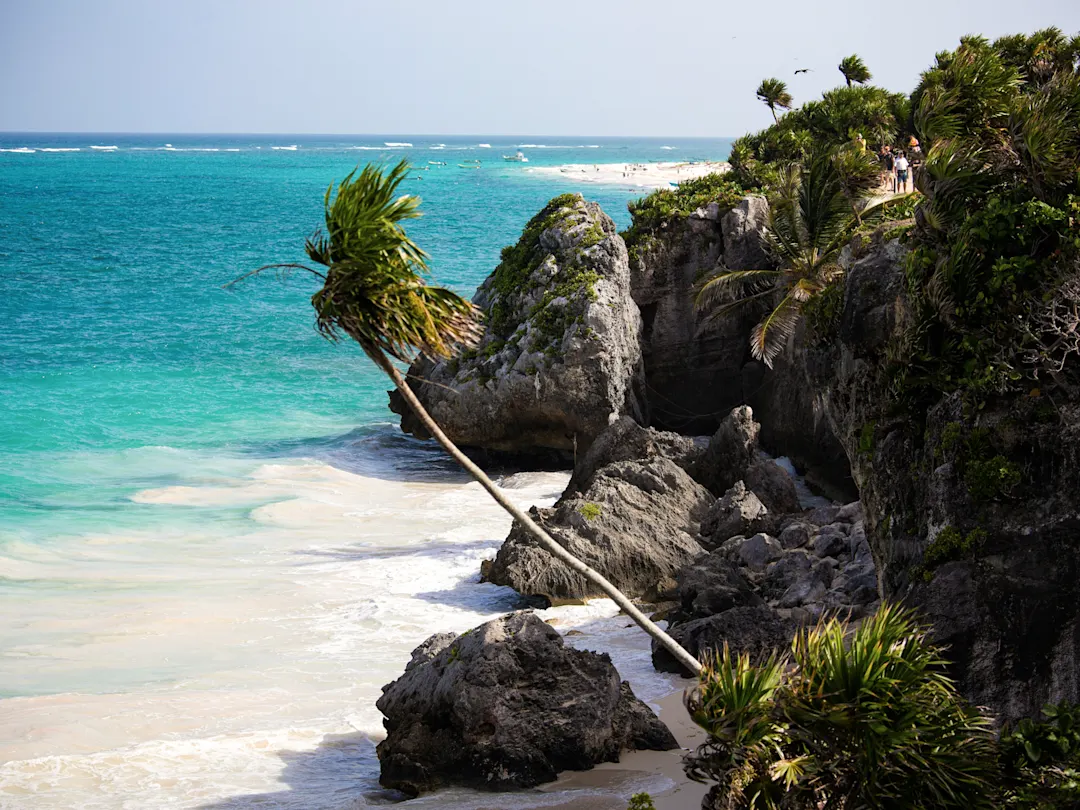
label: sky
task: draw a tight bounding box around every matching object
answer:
[2,0,1079,136]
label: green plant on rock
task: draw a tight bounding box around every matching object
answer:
[684,604,997,809]
[623,173,746,256]
[920,526,988,581]
[229,161,704,677]
[696,147,902,367]
[627,792,657,810]
[578,502,602,521]
[890,31,1080,410]
[1000,702,1080,807]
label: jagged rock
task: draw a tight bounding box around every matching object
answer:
[696,406,760,495]
[389,194,645,457]
[566,415,703,496]
[699,481,771,550]
[806,504,841,526]
[652,606,795,676]
[670,549,763,624]
[736,533,784,572]
[484,457,711,603]
[779,522,813,550]
[744,456,800,514]
[721,196,771,271]
[836,501,864,523]
[377,612,676,795]
[778,577,829,609]
[812,527,850,560]
[762,550,814,599]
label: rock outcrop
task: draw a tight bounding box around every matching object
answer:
[377,612,676,796]
[390,193,645,457]
[484,456,712,604]
[811,235,1080,722]
[628,200,770,434]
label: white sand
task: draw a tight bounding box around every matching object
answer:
[528,161,730,190]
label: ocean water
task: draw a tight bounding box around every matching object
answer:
[0,134,731,808]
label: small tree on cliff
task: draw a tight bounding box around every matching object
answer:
[757,78,794,123]
[839,54,872,86]
[228,160,703,675]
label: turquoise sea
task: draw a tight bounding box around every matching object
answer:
[0,134,731,808]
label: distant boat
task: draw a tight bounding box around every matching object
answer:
[502,150,528,162]
[462,159,481,163]
[428,161,446,165]
[458,163,480,169]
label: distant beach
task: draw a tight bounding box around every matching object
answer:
[527,160,730,189]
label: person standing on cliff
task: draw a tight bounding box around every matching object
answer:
[895,151,910,194]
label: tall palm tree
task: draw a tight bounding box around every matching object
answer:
[229,160,703,675]
[756,78,794,123]
[839,54,872,86]
[695,149,901,367]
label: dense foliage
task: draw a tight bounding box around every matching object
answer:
[1000,702,1080,807]
[730,83,911,189]
[839,54,872,87]
[684,605,997,809]
[888,30,1080,408]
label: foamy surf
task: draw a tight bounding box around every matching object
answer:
[89,145,118,150]
[271,145,298,151]
[0,442,685,809]
[0,147,35,153]
[384,142,412,147]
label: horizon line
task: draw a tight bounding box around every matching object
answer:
[0,130,737,139]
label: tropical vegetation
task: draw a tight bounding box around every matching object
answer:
[839,54,872,86]
[684,605,997,809]
[229,160,704,675]
[756,78,794,124]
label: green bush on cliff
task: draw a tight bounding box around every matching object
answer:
[622,173,745,257]
[889,30,1080,410]
[1000,702,1080,807]
[684,604,997,809]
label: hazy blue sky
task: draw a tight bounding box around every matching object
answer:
[3,0,1079,136]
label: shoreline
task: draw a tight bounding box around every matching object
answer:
[526,161,730,190]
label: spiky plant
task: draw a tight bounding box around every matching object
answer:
[684,604,998,809]
[228,160,703,675]
[757,78,794,124]
[696,148,902,367]
[839,54,873,87]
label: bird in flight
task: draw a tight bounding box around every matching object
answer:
[794,68,812,75]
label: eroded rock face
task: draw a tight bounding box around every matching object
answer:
[628,203,768,435]
[814,237,1080,722]
[484,457,712,603]
[389,194,645,457]
[377,612,676,796]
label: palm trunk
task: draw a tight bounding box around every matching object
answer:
[770,107,779,124]
[375,350,703,676]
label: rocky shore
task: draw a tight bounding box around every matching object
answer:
[376,189,1080,800]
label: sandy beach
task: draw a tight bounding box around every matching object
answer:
[528,161,730,190]
[525,688,709,810]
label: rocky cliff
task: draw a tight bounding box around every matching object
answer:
[389,193,645,457]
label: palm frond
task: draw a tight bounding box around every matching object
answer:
[695,269,784,311]
[751,291,801,368]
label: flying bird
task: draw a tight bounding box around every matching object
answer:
[794,68,812,75]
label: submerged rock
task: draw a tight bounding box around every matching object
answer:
[484,456,711,603]
[390,194,645,457]
[377,612,676,796]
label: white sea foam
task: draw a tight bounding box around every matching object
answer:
[1,450,683,808]
[0,147,35,153]
[384,142,412,147]
[661,145,676,150]
[271,145,298,151]
[477,143,491,148]
[39,147,81,152]
[90,145,118,150]
[347,146,391,150]
[224,148,241,151]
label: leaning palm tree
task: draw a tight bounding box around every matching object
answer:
[839,54,872,86]
[229,160,702,675]
[756,78,794,123]
[695,148,901,367]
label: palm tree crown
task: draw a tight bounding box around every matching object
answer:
[756,78,794,123]
[839,54,872,86]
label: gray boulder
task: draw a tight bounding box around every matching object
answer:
[652,606,794,675]
[390,194,645,457]
[699,481,772,550]
[736,533,784,572]
[696,406,760,495]
[566,415,703,496]
[484,457,711,603]
[744,456,801,514]
[377,612,676,795]
[670,549,763,624]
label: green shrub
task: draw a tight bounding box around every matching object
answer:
[622,173,745,254]
[627,793,657,810]
[684,604,997,809]
[578,502,602,521]
[1000,702,1080,807]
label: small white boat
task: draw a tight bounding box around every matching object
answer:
[502,150,528,162]
[428,161,446,165]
